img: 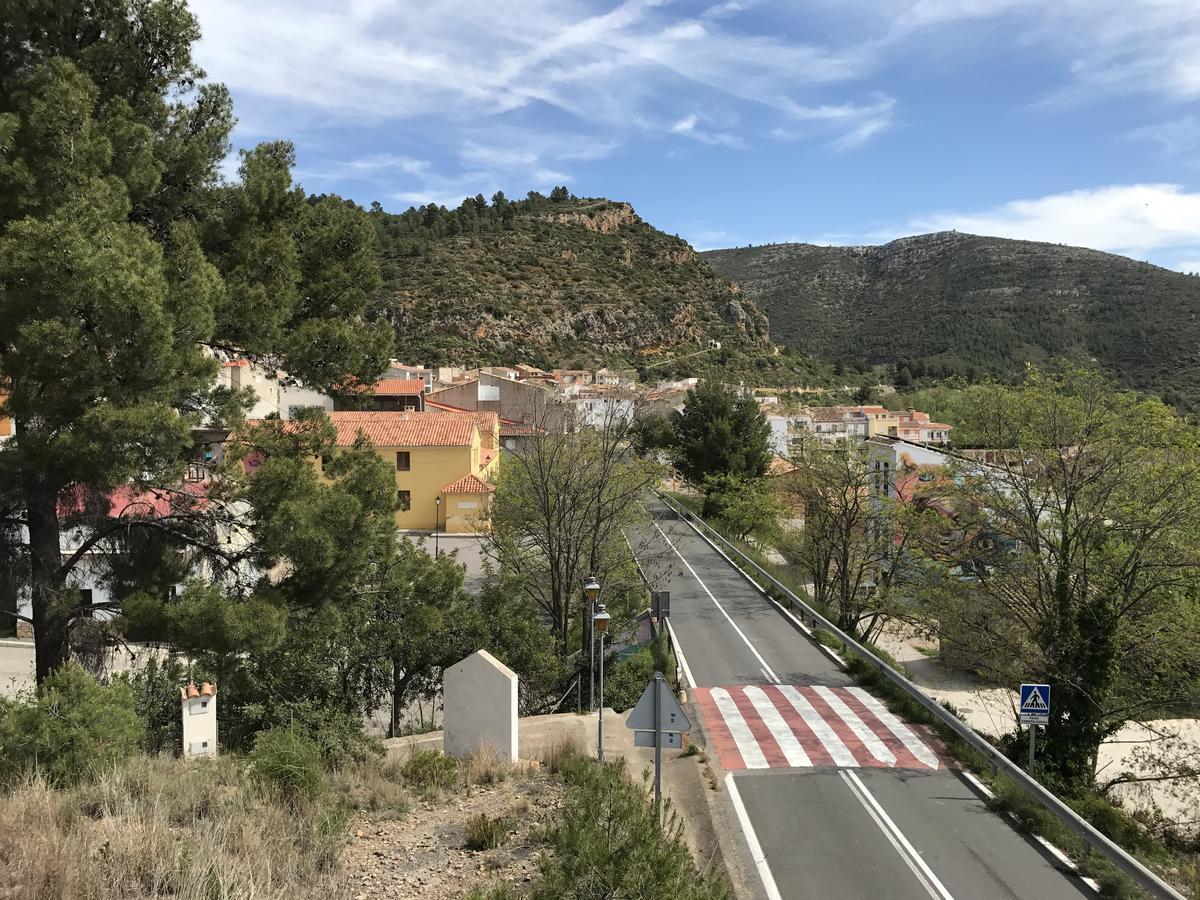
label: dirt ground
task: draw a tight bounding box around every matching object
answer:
[341,766,564,899]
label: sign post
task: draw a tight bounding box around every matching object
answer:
[1019,683,1051,771]
[626,671,691,819]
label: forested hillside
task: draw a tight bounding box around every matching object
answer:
[705,232,1200,408]
[365,191,830,384]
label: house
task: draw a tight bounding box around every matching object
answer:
[216,357,281,420]
[335,379,427,412]
[428,371,567,431]
[383,363,433,392]
[789,405,950,447]
[327,412,500,533]
[562,384,635,429]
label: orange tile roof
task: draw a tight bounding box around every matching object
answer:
[329,412,476,447]
[422,400,500,430]
[373,379,426,396]
[443,473,494,494]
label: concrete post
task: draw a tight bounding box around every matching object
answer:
[443,649,519,761]
[181,682,217,758]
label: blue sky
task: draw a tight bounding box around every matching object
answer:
[192,0,1200,270]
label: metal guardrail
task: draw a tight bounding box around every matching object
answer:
[654,491,1184,900]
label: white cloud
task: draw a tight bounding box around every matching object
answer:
[191,0,892,156]
[892,184,1200,260]
[1128,116,1200,157]
[669,113,745,148]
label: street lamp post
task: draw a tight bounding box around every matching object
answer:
[593,603,611,761]
[584,576,600,711]
[434,496,442,557]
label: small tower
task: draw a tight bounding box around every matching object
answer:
[180,681,218,758]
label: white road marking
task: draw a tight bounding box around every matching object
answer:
[711,687,769,769]
[664,617,696,689]
[813,685,897,766]
[759,666,781,685]
[847,686,941,769]
[745,686,811,767]
[777,685,859,767]
[726,773,784,900]
[841,770,956,900]
[653,519,781,683]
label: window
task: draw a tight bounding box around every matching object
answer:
[397,490,411,511]
[79,588,93,606]
[395,451,410,471]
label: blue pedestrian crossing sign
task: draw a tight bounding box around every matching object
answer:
[1020,683,1050,726]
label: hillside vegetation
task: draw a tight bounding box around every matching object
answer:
[367,191,831,384]
[704,232,1200,408]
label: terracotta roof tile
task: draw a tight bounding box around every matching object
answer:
[329,412,476,447]
[373,379,426,396]
[443,473,494,494]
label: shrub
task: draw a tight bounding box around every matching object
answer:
[541,736,583,775]
[533,757,728,900]
[0,662,145,787]
[401,749,459,793]
[248,727,325,805]
[116,654,189,756]
[603,646,657,713]
[464,813,511,850]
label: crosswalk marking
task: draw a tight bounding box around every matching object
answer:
[711,687,770,769]
[812,685,897,766]
[777,685,858,767]
[745,686,811,767]
[847,686,942,769]
[694,685,944,772]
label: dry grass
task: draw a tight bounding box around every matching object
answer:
[461,743,511,788]
[0,755,353,900]
[540,735,583,775]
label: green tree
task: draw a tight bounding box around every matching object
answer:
[0,661,144,786]
[703,473,783,543]
[671,381,770,513]
[932,367,1200,788]
[0,5,389,682]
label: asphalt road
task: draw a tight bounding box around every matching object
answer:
[637,501,1092,900]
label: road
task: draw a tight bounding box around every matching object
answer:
[637,500,1092,900]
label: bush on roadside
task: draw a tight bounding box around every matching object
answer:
[0,662,144,787]
[116,654,190,756]
[532,756,727,900]
[464,812,511,850]
[248,727,326,805]
[401,749,459,793]
[603,646,657,713]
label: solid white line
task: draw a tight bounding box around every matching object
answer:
[841,770,955,900]
[653,519,781,683]
[813,685,897,766]
[726,773,784,900]
[777,685,859,767]
[664,617,696,689]
[759,666,781,685]
[819,644,847,668]
[711,687,770,769]
[745,686,811,767]
[847,686,941,769]
[959,770,996,801]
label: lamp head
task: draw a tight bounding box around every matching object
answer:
[435,496,441,506]
[592,604,611,634]
[583,575,600,603]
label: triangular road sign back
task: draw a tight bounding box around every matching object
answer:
[625,675,691,732]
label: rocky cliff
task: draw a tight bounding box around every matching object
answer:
[704,232,1200,406]
[369,196,772,372]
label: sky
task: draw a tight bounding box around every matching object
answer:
[191,0,1200,271]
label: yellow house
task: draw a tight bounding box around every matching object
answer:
[859,406,902,438]
[328,411,499,533]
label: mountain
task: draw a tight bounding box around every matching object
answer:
[703,232,1200,407]
[367,194,784,378]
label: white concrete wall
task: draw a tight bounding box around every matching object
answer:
[442,649,518,761]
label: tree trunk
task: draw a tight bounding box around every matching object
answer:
[26,474,69,683]
[390,657,402,738]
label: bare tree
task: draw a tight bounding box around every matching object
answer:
[482,390,667,657]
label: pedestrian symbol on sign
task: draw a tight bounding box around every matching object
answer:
[1019,683,1050,726]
